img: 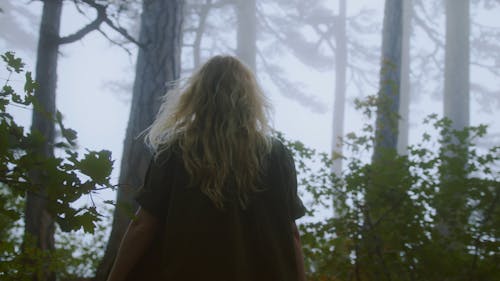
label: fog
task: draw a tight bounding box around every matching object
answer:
[2,0,499,216]
[1,0,499,278]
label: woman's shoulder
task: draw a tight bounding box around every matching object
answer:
[269,136,291,154]
[152,142,182,167]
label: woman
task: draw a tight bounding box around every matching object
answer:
[107,55,306,281]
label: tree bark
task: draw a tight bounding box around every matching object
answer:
[235,0,256,72]
[24,1,62,280]
[397,0,412,156]
[372,0,403,162]
[94,1,184,280]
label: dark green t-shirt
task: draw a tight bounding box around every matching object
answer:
[130,139,306,281]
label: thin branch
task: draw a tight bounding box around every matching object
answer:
[471,60,500,76]
[193,0,212,67]
[72,0,88,17]
[59,0,141,49]
[58,0,107,44]
[311,24,336,52]
[103,17,142,47]
[412,10,444,48]
[84,0,141,46]
[96,28,133,56]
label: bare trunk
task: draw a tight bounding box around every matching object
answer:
[397,0,412,156]
[331,0,347,215]
[372,0,403,162]
[435,0,470,240]
[94,1,184,280]
[365,4,403,278]
[24,1,62,280]
[236,0,256,72]
[331,0,347,175]
[444,0,469,130]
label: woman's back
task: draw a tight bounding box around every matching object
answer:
[131,139,305,281]
[107,56,306,281]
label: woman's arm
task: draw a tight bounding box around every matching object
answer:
[292,222,307,281]
[106,208,159,281]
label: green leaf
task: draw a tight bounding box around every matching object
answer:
[24,71,37,95]
[76,150,113,185]
[62,128,78,143]
[76,211,99,234]
[0,208,21,221]
[2,85,14,96]
[103,200,115,206]
[1,51,25,73]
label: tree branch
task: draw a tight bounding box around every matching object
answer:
[58,0,107,44]
[59,0,141,48]
[192,0,212,67]
[103,17,142,47]
[412,4,444,48]
[96,28,133,56]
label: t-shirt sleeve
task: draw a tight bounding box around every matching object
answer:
[135,156,172,220]
[282,143,307,220]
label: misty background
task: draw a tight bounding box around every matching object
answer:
[1,0,499,279]
[2,0,498,194]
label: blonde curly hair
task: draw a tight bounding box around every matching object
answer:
[145,55,273,208]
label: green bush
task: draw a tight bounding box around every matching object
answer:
[0,52,114,280]
[284,110,499,281]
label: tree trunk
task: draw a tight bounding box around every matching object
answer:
[235,0,256,72]
[94,1,184,280]
[372,0,403,162]
[331,0,347,175]
[331,0,347,215]
[435,0,470,241]
[444,0,469,130]
[24,1,62,280]
[365,3,403,279]
[397,0,412,156]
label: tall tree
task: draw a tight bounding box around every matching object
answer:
[365,3,403,280]
[235,0,256,71]
[397,0,412,155]
[372,0,403,162]
[412,0,499,116]
[444,0,469,131]
[331,0,347,177]
[24,2,62,280]
[434,0,470,244]
[330,0,347,219]
[94,1,184,280]
[24,1,134,280]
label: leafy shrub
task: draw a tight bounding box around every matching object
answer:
[284,107,499,281]
[0,52,114,280]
